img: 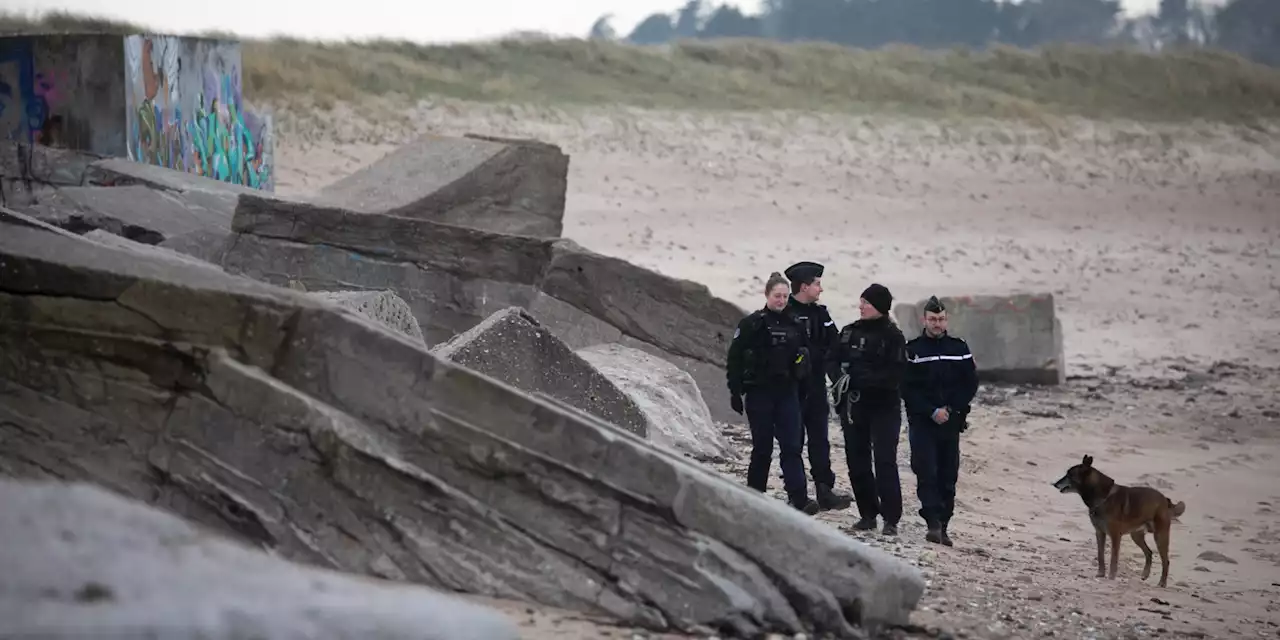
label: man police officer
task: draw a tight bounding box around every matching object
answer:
[903,296,979,546]
[783,261,854,511]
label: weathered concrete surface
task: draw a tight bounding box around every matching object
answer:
[433,307,648,437]
[319,133,568,237]
[578,343,735,462]
[223,193,747,422]
[22,185,233,244]
[82,229,228,273]
[0,478,521,640]
[0,209,925,637]
[310,289,426,345]
[894,293,1066,385]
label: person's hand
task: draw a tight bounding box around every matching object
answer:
[932,407,950,424]
[731,394,744,415]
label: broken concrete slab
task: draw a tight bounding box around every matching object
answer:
[319,133,568,237]
[310,289,426,345]
[0,210,926,637]
[0,478,521,640]
[577,342,735,462]
[432,307,648,437]
[893,293,1066,385]
[225,193,748,422]
[22,184,233,244]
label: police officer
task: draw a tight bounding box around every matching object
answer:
[783,261,853,512]
[903,296,979,547]
[726,271,821,515]
[829,283,907,535]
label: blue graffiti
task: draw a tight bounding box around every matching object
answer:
[0,38,42,144]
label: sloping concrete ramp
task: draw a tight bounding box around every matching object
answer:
[0,478,520,639]
[319,133,569,237]
[0,209,924,638]
[894,293,1066,385]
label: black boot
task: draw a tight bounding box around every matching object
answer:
[925,522,944,545]
[792,498,821,516]
[881,521,899,536]
[852,516,877,531]
[940,521,954,547]
[816,483,853,511]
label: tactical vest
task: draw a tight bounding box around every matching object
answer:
[744,315,809,386]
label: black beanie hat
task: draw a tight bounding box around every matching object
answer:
[861,283,892,316]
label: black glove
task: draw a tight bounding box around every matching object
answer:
[730,394,744,415]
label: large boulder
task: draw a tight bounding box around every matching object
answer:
[0,478,520,640]
[431,306,648,437]
[221,193,747,422]
[309,289,427,346]
[577,343,735,462]
[319,133,569,238]
[893,293,1066,385]
[0,209,925,638]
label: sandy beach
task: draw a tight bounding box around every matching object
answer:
[269,97,1280,638]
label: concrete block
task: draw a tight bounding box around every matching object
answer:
[894,293,1066,385]
[432,307,648,437]
[310,289,426,345]
[319,133,568,237]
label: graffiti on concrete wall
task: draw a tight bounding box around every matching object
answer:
[0,38,70,146]
[124,35,273,191]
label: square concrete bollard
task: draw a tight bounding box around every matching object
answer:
[894,293,1065,385]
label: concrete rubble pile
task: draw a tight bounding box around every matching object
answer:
[0,209,925,637]
[0,137,746,424]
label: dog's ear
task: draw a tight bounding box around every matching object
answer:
[1083,455,1093,467]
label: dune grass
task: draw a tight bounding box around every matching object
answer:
[4,10,1280,122]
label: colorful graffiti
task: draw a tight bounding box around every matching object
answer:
[0,38,68,146]
[124,35,273,191]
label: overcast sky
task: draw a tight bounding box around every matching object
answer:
[11,0,1181,43]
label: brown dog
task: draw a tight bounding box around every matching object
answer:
[1052,455,1187,587]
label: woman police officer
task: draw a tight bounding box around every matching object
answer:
[725,272,821,515]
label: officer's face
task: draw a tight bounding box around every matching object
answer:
[766,284,789,311]
[800,277,823,301]
[858,298,881,319]
[924,310,948,336]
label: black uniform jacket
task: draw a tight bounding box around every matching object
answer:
[902,330,980,429]
[725,307,810,396]
[785,296,840,384]
[827,315,906,408]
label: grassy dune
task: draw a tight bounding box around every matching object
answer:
[5,11,1280,122]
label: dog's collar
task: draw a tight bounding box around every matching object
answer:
[1088,485,1120,517]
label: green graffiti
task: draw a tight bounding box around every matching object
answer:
[186,91,269,190]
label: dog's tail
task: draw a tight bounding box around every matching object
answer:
[1169,499,1186,520]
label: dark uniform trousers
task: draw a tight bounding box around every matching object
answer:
[842,399,903,524]
[797,379,836,487]
[908,419,960,525]
[745,385,807,506]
